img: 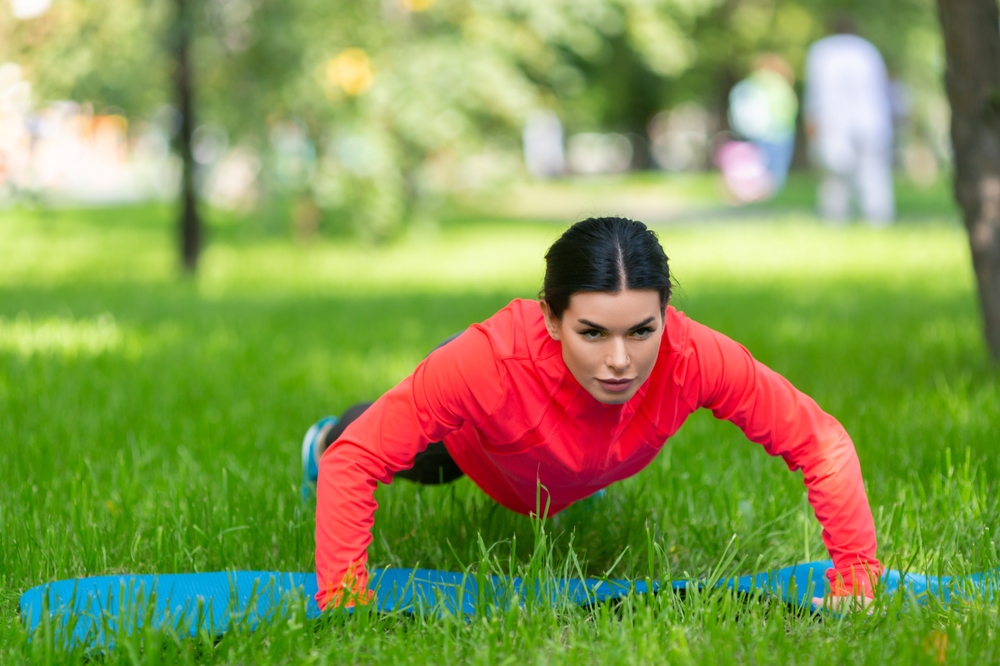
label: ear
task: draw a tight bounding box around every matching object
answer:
[539,300,562,341]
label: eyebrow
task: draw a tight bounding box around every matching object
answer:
[577,316,657,331]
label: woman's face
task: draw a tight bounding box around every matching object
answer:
[542,289,665,404]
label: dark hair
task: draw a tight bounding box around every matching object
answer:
[831,13,857,35]
[541,216,671,319]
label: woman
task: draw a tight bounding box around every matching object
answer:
[303,216,881,610]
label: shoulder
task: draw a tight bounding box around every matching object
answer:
[854,37,887,67]
[644,305,724,413]
[660,305,694,356]
[649,305,697,388]
[657,306,744,380]
[812,35,882,62]
[806,36,833,58]
[427,299,562,418]
[808,35,856,61]
[665,307,746,357]
[472,298,561,363]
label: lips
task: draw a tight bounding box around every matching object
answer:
[597,378,634,393]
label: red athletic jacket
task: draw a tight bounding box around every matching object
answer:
[315,299,881,609]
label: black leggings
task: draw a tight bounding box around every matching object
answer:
[319,332,466,486]
[319,403,464,485]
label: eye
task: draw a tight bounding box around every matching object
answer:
[579,328,604,341]
[630,326,656,339]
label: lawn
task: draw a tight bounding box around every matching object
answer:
[2,193,999,664]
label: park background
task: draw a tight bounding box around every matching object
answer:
[2,0,1000,663]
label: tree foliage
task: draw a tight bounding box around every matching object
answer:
[1,0,945,240]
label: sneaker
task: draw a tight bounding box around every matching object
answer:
[574,488,607,512]
[301,415,338,501]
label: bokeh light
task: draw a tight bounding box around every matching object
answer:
[325,48,375,97]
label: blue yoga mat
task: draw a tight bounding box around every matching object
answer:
[19,560,998,650]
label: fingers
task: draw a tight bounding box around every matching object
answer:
[811,594,874,614]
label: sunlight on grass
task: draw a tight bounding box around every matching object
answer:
[196,220,975,298]
[1,206,972,297]
[0,314,123,358]
[661,221,971,292]
[196,223,559,298]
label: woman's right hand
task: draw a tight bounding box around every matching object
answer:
[811,594,874,614]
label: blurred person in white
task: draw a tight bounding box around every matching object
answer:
[522,110,565,179]
[805,16,895,225]
[728,54,798,193]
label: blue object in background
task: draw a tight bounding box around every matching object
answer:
[20,561,999,651]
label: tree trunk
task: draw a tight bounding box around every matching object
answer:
[936,0,1000,360]
[174,0,200,273]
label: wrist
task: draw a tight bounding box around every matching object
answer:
[827,561,882,598]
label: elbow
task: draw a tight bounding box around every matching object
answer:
[797,431,861,485]
[319,440,394,487]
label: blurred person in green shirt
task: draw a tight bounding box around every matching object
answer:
[727,54,799,194]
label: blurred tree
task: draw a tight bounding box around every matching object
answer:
[0,0,169,115]
[935,0,1000,360]
[172,0,201,272]
[228,0,704,238]
[0,0,205,269]
[0,0,169,113]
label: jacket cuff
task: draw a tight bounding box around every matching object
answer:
[826,561,882,598]
[316,564,374,611]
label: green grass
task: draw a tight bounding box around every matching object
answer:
[2,200,1000,664]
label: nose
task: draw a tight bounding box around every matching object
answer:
[606,337,630,373]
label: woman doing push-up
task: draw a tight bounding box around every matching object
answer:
[302,216,881,611]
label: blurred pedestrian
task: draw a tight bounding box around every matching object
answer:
[727,54,798,194]
[805,17,895,225]
[522,110,565,179]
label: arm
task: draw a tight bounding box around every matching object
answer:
[314,327,504,610]
[684,321,881,597]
